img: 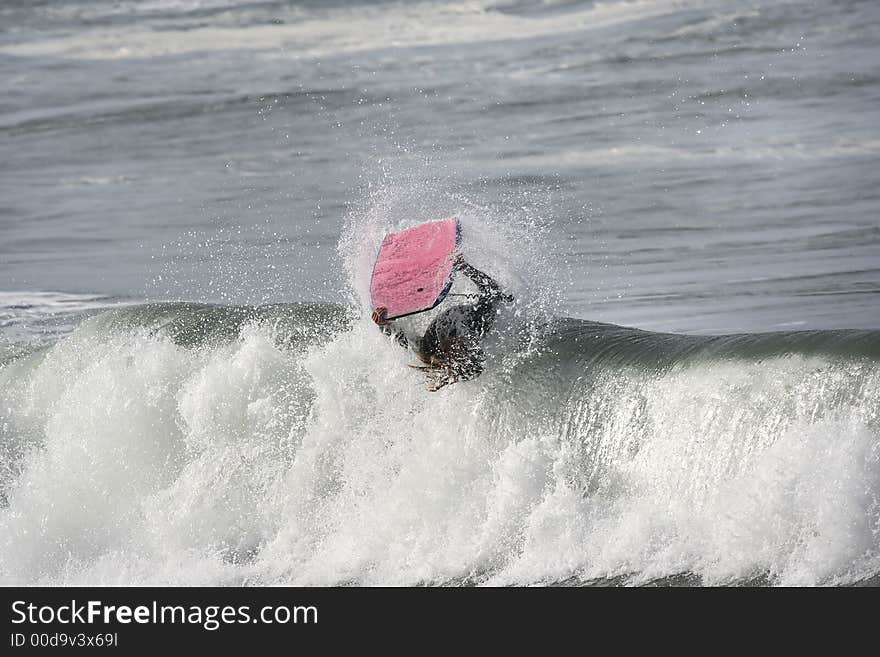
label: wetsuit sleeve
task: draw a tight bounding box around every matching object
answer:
[456,261,506,301]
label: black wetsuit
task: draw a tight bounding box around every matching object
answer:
[380,261,510,384]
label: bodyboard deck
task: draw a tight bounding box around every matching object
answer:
[370,217,460,320]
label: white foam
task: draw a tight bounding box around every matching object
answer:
[493,358,880,585]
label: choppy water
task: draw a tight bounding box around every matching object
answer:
[1,0,879,585]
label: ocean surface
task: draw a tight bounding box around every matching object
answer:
[1,0,878,585]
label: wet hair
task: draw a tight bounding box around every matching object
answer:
[417,341,484,381]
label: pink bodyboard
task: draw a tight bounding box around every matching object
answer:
[370,217,461,319]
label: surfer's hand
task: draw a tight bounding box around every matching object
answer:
[372,307,389,325]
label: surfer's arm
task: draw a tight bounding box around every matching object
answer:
[372,307,410,348]
[454,257,511,302]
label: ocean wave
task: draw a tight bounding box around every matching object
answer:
[1,302,877,585]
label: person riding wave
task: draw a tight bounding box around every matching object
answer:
[372,254,513,391]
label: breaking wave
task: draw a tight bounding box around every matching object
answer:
[1,300,878,586]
